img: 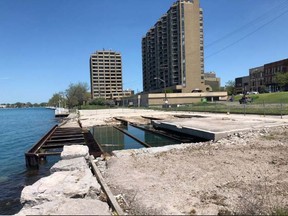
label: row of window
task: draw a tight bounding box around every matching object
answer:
[93,91,122,94]
[91,65,121,68]
[92,78,122,82]
[91,62,121,65]
[91,59,121,62]
[91,53,121,57]
[91,68,122,71]
[92,71,122,74]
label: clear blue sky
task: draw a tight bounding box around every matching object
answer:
[1,0,287,103]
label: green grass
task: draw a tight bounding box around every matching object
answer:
[155,92,288,115]
[166,102,288,115]
[234,92,288,104]
[272,208,288,216]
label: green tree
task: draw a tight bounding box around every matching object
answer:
[65,82,89,108]
[90,98,105,106]
[276,72,288,90]
[26,102,32,107]
[15,102,24,108]
[40,102,48,107]
[225,80,235,95]
[48,92,66,107]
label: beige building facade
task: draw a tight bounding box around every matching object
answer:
[121,92,228,107]
[204,72,221,91]
[90,50,123,100]
[142,0,208,94]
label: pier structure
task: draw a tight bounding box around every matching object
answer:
[25,123,103,168]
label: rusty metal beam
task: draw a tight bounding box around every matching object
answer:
[45,137,85,144]
[25,125,103,168]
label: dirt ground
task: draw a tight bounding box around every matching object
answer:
[97,118,288,215]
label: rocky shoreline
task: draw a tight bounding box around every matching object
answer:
[16,145,111,215]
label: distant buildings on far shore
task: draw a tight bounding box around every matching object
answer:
[235,58,288,94]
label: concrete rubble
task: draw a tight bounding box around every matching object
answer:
[60,145,90,160]
[16,145,111,216]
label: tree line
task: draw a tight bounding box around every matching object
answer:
[47,82,118,109]
[0,102,48,108]
[1,82,116,109]
[47,82,90,109]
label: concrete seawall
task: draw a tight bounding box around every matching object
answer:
[16,145,111,215]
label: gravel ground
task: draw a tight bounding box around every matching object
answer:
[102,127,288,215]
[78,109,288,215]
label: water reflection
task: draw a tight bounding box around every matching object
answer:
[91,124,180,153]
[90,126,144,153]
[124,125,179,147]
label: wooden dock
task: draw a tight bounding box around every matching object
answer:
[25,125,103,168]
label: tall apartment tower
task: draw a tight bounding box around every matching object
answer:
[90,50,123,99]
[142,0,206,93]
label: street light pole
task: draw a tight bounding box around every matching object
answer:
[154,77,168,107]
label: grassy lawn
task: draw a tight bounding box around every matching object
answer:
[234,92,288,104]
[160,92,288,115]
[163,103,288,115]
[80,92,288,115]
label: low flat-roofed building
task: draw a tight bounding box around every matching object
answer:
[263,58,288,92]
[120,92,228,107]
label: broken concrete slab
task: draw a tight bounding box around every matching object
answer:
[50,157,88,173]
[20,169,101,207]
[61,145,89,160]
[16,198,110,216]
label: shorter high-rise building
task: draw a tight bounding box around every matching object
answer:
[90,50,123,100]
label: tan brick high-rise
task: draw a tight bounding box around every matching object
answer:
[142,0,206,93]
[90,50,123,99]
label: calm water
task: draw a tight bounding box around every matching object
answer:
[90,126,145,153]
[0,108,60,215]
[90,124,180,153]
[124,124,180,147]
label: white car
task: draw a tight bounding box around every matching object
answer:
[247,91,259,95]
